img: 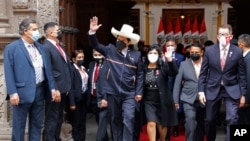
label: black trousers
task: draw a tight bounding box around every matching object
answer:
[70,94,87,141]
[45,93,67,141]
[89,95,109,141]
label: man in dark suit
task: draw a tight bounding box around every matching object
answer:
[3,18,58,141]
[237,34,250,125]
[198,24,246,141]
[165,38,185,140]
[87,49,109,141]
[173,42,205,141]
[88,16,144,141]
[43,22,72,141]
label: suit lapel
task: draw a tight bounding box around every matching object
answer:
[46,40,67,62]
[223,44,233,71]
[214,45,222,71]
[187,59,198,81]
[18,39,33,66]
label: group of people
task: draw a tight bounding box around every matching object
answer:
[3,16,250,141]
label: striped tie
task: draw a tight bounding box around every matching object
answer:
[29,44,43,83]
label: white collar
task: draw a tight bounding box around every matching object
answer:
[243,49,250,57]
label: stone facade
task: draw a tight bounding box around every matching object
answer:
[0,0,59,140]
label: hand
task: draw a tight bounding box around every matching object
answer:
[239,95,245,108]
[52,90,61,102]
[70,105,76,110]
[10,94,20,105]
[199,93,206,106]
[100,99,108,108]
[90,16,102,32]
[135,95,142,102]
[175,103,179,111]
[164,51,173,62]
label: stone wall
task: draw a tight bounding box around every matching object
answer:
[0,0,59,140]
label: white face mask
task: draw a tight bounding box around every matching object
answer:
[219,36,227,47]
[93,56,103,59]
[147,54,159,63]
[167,46,175,52]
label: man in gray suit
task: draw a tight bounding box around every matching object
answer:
[173,42,205,141]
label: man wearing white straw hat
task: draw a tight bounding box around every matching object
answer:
[88,16,144,141]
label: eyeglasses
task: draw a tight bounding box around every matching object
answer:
[218,33,230,37]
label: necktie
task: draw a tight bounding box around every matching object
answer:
[220,47,227,85]
[220,47,227,70]
[56,42,66,61]
[28,44,43,83]
[93,64,99,97]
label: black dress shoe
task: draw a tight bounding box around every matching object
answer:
[173,131,178,137]
[173,126,179,137]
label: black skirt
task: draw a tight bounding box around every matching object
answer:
[144,87,161,123]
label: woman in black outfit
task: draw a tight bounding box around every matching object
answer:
[143,44,178,141]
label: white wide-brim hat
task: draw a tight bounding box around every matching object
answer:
[111,24,140,45]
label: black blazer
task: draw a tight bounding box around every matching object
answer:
[244,52,250,104]
[68,63,85,106]
[87,60,109,103]
[142,60,178,127]
[43,40,72,94]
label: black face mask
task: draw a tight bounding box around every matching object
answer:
[185,52,190,58]
[76,59,84,66]
[141,51,147,56]
[57,31,63,40]
[94,57,103,64]
[190,54,200,61]
[116,40,126,51]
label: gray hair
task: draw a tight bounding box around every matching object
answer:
[18,18,37,35]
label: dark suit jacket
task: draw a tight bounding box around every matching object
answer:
[198,44,246,100]
[143,61,178,127]
[87,60,108,103]
[43,39,71,96]
[244,51,250,104]
[4,38,56,104]
[68,63,85,106]
[173,59,199,104]
[168,52,185,91]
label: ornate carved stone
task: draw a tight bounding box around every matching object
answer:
[12,0,29,9]
[37,0,59,34]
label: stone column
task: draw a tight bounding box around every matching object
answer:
[0,0,10,34]
[0,61,11,140]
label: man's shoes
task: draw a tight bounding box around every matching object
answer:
[173,126,179,137]
[173,131,178,137]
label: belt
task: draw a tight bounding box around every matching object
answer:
[36,81,44,87]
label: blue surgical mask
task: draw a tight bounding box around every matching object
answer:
[30,30,40,41]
